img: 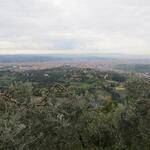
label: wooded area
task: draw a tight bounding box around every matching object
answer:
[0,67,150,150]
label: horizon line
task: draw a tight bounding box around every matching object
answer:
[0,49,150,56]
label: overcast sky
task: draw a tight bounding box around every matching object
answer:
[0,0,150,55]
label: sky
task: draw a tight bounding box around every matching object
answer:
[0,0,150,55]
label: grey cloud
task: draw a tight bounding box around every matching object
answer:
[0,0,150,54]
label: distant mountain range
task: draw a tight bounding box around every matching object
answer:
[0,54,149,63]
[0,54,117,63]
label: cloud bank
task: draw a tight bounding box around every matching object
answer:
[0,0,150,55]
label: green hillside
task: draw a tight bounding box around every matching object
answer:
[0,67,150,150]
